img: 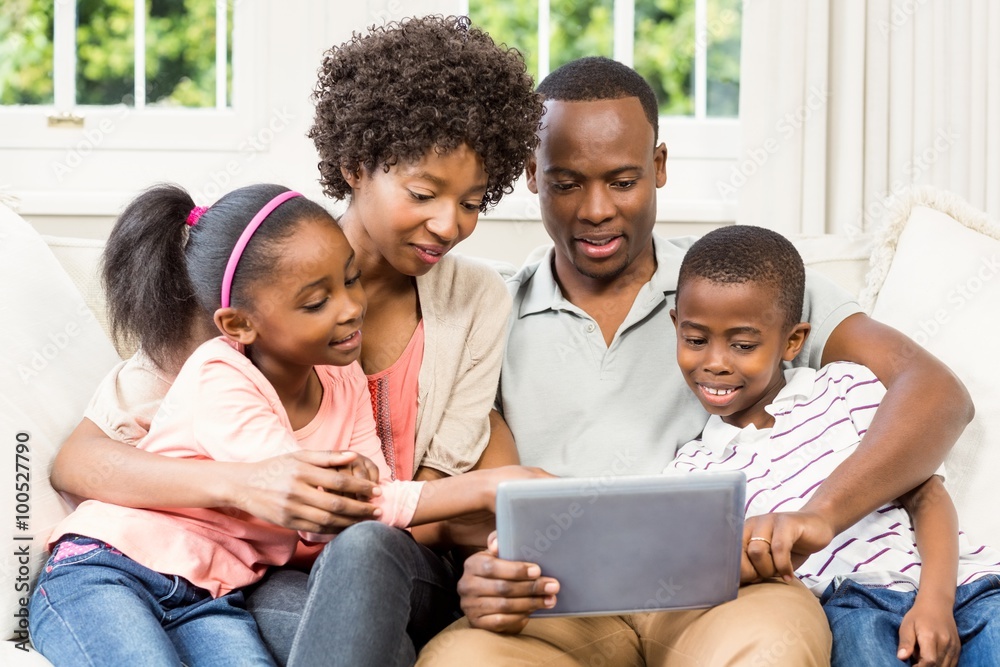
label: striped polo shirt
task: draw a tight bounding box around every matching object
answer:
[666,362,1000,595]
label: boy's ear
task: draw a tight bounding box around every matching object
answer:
[524,154,539,194]
[214,307,258,346]
[669,307,678,327]
[783,322,812,362]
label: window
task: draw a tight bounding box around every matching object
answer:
[462,0,742,224]
[464,0,741,120]
[0,0,265,151]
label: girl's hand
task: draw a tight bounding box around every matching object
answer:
[341,452,380,486]
[227,450,383,534]
[897,595,960,667]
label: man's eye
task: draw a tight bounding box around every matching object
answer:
[551,182,576,192]
[612,180,637,189]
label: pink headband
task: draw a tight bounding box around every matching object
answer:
[220,190,303,308]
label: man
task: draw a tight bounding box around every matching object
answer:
[418,57,972,665]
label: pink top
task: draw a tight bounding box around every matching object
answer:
[50,337,423,597]
[367,320,424,482]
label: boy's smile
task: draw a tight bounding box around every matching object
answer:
[671,277,810,430]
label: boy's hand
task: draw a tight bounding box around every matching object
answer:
[897,596,960,666]
[741,511,836,583]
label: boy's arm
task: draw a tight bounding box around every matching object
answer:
[896,475,961,666]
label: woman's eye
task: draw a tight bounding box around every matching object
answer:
[462,201,483,212]
[409,191,432,202]
[345,273,362,287]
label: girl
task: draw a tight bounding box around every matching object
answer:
[50,15,543,666]
[30,184,542,666]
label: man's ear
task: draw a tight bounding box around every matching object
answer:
[783,322,812,362]
[525,153,539,194]
[214,307,257,346]
[654,142,668,188]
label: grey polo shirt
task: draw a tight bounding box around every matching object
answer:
[499,234,863,478]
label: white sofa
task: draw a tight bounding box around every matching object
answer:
[3,186,1000,664]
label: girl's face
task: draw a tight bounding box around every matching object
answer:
[344,143,488,277]
[241,217,366,369]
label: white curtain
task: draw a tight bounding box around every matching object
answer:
[736,0,1000,235]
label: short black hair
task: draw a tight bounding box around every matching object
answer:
[311,15,544,210]
[677,225,806,330]
[536,56,659,142]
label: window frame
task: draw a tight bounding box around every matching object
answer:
[0,1,268,152]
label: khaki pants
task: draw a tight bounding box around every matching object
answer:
[416,580,831,666]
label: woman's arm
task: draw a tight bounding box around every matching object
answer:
[52,418,383,534]
[896,476,961,666]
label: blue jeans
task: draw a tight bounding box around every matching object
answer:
[246,522,461,667]
[821,575,1000,666]
[29,535,275,666]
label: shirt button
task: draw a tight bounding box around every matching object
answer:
[586,323,596,333]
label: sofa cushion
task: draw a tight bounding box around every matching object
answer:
[0,205,121,641]
[860,186,1000,549]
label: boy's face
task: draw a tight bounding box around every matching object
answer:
[670,277,810,429]
[525,97,666,285]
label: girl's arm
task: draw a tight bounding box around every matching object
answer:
[409,409,520,548]
[896,475,961,666]
[409,465,553,527]
[52,418,383,534]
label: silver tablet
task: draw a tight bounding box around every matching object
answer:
[495,472,746,617]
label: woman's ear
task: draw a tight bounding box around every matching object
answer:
[214,307,257,346]
[783,322,812,362]
[340,164,362,189]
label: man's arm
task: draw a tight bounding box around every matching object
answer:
[805,313,973,534]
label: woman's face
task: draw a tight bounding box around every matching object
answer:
[344,143,487,277]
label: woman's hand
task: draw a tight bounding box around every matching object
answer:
[226,450,383,534]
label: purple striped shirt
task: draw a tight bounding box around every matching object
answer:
[665,363,1000,595]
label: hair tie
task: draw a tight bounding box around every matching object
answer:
[186,206,209,227]
[220,191,302,308]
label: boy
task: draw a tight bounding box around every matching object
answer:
[667,225,1000,666]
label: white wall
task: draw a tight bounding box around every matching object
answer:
[3,0,734,267]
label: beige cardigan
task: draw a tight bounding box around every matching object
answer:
[413,254,512,476]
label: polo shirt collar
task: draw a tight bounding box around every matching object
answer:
[764,366,817,416]
[517,234,683,318]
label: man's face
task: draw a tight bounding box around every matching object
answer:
[526,97,666,284]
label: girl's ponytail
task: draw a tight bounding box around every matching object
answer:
[101,184,201,370]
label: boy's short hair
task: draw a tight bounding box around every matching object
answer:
[536,56,659,142]
[310,15,544,210]
[677,225,806,329]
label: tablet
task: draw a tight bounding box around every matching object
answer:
[495,472,746,617]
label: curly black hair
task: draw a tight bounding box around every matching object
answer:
[677,225,806,330]
[310,15,544,210]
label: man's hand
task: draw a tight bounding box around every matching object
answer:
[458,532,560,634]
[741,511,836,583]
[897,595,960,667]
[228,450,382,534]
